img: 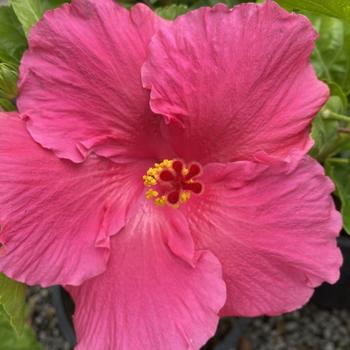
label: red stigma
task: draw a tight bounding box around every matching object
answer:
[159,160,203,206]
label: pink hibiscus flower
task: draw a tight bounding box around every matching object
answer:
[0,0,342,349]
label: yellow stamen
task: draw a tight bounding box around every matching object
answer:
[143,159,173,187]
[180,191,191,203]
[182,167,189,176]
[154,196,167,206]
[145,189,159,200]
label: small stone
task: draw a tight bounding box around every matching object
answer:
[246,303,350,350]
[324,328,332,339]
[324,343,335,350]
[285,322,298,332]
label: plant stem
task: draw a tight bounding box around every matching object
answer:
[327,158,350,164]
[338,127,350,134]
[314,47,332,82]
[322,109,350,123]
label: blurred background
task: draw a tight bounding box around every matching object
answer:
[1,0,350,349]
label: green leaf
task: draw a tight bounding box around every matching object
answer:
[44,0,69,8]
[0,274,26,336]
[0,305,42,350]
[0,6,27,65]
[9,0,42,37]
[0,63,18,99]
[326,160,350,234]
[10,0,69,37]
[190,0,235,9]
[327,79,348,107]
[310,82,350,161]
[276,0,350,23]
[156,4,188,19]
[307,13,350,94]
[0,98,16,111]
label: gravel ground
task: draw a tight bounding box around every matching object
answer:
[27,287,71,350]
[245,306,350,350]
[27,287,350,350]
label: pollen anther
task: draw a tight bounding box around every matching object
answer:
[146,189,159,200]
[180,191,191,203]
[143,159,173,187]
[154,196,167,206]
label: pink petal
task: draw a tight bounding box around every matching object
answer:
[18,0,169,163]
[186,156,342,316]
[67,202,226,350]
[0,113,146,287]
[142,1,329,164]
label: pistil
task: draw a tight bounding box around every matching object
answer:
[143,159,203,208]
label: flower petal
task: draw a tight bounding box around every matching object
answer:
[0,113,145,286]
[186,156,342,316]
[18,0,169,163]
[142,1,328,164]
[67,203,226,350]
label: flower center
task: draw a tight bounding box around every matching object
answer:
[143,159,203,208]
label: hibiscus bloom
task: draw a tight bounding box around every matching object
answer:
[0,0,342,349]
